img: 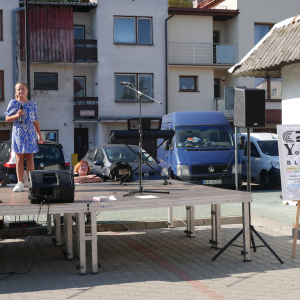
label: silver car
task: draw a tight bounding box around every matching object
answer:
[83,144,162,181]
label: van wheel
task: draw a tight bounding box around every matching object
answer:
[260,171,274,190]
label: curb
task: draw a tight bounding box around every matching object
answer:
[251,214,293,236]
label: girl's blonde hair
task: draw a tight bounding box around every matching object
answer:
[74,160,91,174]
[15,81,28,99]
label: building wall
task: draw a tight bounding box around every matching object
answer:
[21,64,74,161]
[0,0,19,122]
[168,15,212,43]
[169,66,214,113]
[168,15,213,113]
[282,63,300,125]
[97,0,168,119]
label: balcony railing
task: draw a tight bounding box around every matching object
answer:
[74,97,98,120]
[74,39,97,62]
[215,99,234,118]
[168,42,237,65]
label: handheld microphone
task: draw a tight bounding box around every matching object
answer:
[120,82,131,86]
[20,104,23,124]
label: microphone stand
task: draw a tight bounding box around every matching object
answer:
[121,82,170,197]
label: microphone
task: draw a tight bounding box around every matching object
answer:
[120,82,131,85]
[20,104,23,124]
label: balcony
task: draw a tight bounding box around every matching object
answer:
[74,97,98,120]
[168,42,237,65]
[215,99,234,119]
[74,39,97,62]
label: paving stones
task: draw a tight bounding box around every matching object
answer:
[1,223,300,299]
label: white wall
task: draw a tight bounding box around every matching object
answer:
[282,63,300,125]
[22,64,74,160]
[97,0,168,119]
[0,1,19,121]
[169,66,214,113]
[168,15,212,43]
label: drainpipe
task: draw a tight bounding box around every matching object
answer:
[165,10,174,115]
[12,7,25,95]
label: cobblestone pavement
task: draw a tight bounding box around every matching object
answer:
[0,224,299,300]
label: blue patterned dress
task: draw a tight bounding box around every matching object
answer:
[5,99,39,154]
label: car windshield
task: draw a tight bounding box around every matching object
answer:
[175,125,234,148]
[257,140,279,156]
[34,145,63,161]
[105,147,154,163]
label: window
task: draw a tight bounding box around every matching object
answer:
[95,149,105,161]
[0,10,3,41]
[244,141,260,157]
[41,130,58,142]
[87,148,97,161]
[34,73,58,90]
[74,25,85,40]
[254,23,281,101]
[214,78,220,98]
[74,77,86,97]
[179,76,197,92]
[115,74,153,101]
[254,24,272,45]
[114,17,152,45]
[0,70,4,101]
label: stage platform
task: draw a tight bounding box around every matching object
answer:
[0,180,252,274]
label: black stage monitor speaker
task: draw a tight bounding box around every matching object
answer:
[234,88,266,128]
[28,170,75,204]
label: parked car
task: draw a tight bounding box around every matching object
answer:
[0,141,70,186]
[83,144,162,181]
[238,132,280,190]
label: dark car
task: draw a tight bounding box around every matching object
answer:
[0,141,70,185]
[83,144,163,181]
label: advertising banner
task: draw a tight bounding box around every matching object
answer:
[277,125,300,201]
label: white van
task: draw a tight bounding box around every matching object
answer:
[238,132,280,190]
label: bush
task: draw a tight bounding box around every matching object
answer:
[168,0,193,8]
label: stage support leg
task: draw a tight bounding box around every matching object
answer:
[47,214,52,235]
[90,212,98,274]
[292,201,300,258]
[242,202,251,262]
[210,204,222,249]
[77,212,86,275]
[185,206,195,238]
[167,207,174,228]
[64,213,73,260]
[76,213,80,259]
[54,214,61,246]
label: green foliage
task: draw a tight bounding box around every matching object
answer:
[168,0,193,8]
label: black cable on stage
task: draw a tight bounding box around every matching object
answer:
[0,201,48,281]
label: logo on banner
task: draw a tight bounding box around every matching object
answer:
[283,131,300,157]
[283,131,294,142]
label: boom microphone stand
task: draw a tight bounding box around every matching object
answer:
[212,128,283,264]
[120,82,170,197]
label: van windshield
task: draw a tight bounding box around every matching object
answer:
[175,125,234,148]
[257,140,279,156]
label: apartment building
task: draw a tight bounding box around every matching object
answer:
[0,0,168,161]
[168,0,300,132]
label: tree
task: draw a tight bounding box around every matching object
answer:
[168,0,193,8]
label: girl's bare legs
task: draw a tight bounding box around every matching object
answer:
[25,153,34,177]
[15,153,24,183]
